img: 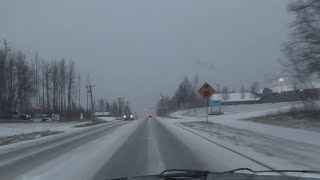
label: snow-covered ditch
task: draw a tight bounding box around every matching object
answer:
[159,102,320,171]
[0,121,101,145]
[179,121,320,170]
[0,122,89,138]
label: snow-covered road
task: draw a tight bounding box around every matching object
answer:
[0,102,318,179]
[0,117,275,180]
[94,118,272,179]
[0,120,133,180]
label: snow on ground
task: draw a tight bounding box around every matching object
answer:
[19,120,142,180]
[211,93,255,102]
[181,102,320,146]
[0,122,89,138]
[180,121,320,170]
[247,114,320,132]
[157,117,274,172]
[161,102,320,170]
[96,117,117,122]
[185,102,299,117]
[184,102,296,117]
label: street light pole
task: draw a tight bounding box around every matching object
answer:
[86,84,95,121]
[217,84,220,101]
[217,84,221,113]
[279,78,284,93]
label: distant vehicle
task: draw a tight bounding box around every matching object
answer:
[147,114,153,118]
[123,113,134,120]
[12,112,31,120]
[41,114,52,122]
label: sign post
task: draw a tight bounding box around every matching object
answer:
[205,99,208,123]
[198,82,215,124]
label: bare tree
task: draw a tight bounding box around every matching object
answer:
[241,84,246,102]
[58,58,67,113]
[221,86,230,102]
[0,40,10,112]
[283,0,320,116]
[42,60,52,113]
[105,100,110,112]
[67,60,76,111]
[97,98,105,112]
[0,43,33,113]
[31,53,41,106]
[284,0,320,81]
[77,73,81,110]
[51,60,59,112]
[250,81,260,100]
[0,40,83,115]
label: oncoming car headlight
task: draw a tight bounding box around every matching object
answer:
[130,115,134,118]
[123,115,126,119]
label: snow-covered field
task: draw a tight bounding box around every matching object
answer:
[184,102,297,117]
[160,102,320,171]
[0,117,120,139]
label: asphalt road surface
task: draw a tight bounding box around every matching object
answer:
[94,118,207,179]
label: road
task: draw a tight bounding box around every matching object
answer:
[94,118,206,179]
[0,117,272,180]
[0,121,127,180]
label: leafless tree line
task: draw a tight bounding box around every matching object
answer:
[283,0,320,115]
[284,0,320,82]
[0,40,82,114]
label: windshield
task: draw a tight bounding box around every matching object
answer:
[0,0,320,180]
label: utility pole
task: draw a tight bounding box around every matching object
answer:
[118,98,122,117]
[78,74,81,110]
[86,84,95,121]
[85,85,88,113]
[217,83,221,113]
[126,101,129,113]
[86,73,90,116]
[42,69,45,112]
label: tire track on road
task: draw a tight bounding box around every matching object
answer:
[0,121,127,179]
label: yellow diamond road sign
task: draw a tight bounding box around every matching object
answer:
[198,82,215,100]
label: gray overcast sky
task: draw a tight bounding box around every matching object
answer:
[0,0,292,114]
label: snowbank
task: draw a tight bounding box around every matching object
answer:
[96,117,117,122]
[162,103,320,170]
[177,121,320,170]
[174,103,320,146]
[0,122,87,138]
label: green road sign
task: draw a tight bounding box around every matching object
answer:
[209,100,221,107]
